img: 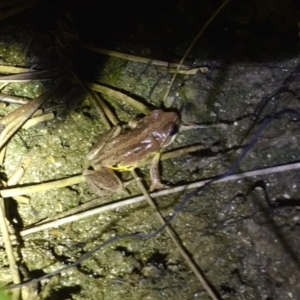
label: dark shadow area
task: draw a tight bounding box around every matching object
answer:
[46,285,81,300]
[4,0,298,78]
[66,0,300,62]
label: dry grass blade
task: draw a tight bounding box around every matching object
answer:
[90,89,119,125]
[0,93,29,105]
[7,157,32,186]
[0,155,35,298]
[0,76,65,150]
[81,43,192,70]
[0,199,21,297]
[168,66,209,75]
[87,82,150,115]
[21,112,55,129]
[0,175,85,198]
[0,65,30,74]
[0,64,70,82]
[0,146,6,165]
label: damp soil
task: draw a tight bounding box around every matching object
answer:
[0,1,300,300]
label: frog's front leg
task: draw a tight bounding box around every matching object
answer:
[149,152,166,191]
[83,167,123,195]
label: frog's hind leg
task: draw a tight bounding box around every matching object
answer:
[83,167,123,195]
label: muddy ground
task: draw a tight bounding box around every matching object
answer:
[0,1,300,299]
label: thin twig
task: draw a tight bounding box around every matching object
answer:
[141,144,205,166]
[131,169,218,300]
[168,66,208,75]
[2,161,299,243]
[163,0,230,102]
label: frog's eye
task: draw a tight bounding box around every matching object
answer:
[163,123,179,147]
[169,123,179,136]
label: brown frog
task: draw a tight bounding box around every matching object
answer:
[83,109,180,195]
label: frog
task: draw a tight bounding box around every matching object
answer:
[83,109,180,195]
